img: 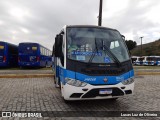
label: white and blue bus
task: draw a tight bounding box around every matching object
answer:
[135,56,144,65]
[53,25,134,101]
[18,42,52,67]
[131,56,138,65]
[145,56,160,66]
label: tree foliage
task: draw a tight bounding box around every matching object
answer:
[125,40,137,51]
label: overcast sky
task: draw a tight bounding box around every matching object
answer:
[0,0,160,50]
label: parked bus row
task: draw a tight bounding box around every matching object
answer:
[0,41,52,68]
[131,56,160,66]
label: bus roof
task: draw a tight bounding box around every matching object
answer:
[19,42,52,51]
[0,41,17,47]
[64,25,117,31]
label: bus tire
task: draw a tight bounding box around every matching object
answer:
[109,98,118,100]
[63,99,71,103]
[59,79,61,90]
[53,75,56,84]
[45,62,48,68]
[55,77,60,88]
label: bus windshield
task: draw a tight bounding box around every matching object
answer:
[67,27,129,63]
[147,57,155,61]
[19,44,38,54]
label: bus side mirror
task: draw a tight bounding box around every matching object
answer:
[55,34,63,57]
[52,44,55,56]
[121,35,125,40]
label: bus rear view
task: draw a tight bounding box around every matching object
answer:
[0,41,18,67]
[0,42,6,66]
[18,43,40,67]
[53,25,135,101]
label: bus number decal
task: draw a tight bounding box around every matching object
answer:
[0,46,4,49]
[32,47,37,50]
[84,78,96,81]
[116,76,124,81]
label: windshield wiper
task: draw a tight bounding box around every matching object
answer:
[102,43,121,67]
[88,38,98,63]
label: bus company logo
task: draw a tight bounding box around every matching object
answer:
[103,77,108,82]
[2,112,11,117]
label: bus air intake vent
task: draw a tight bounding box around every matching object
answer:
[81,68,125,75]
[70,93,83,98]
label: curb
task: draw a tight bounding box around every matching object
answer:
[0,74,54,78]
[135,72,160,75]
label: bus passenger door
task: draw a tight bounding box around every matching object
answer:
[54,34,64,87]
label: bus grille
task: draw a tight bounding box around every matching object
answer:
[81,68,125,75]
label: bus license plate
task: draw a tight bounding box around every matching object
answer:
[99,89,112,94]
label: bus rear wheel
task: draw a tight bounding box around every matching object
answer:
[45,62,48,68]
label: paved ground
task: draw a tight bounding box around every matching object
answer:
[135,69,160,72]
[0,69,53,74]
[0,75,160,120]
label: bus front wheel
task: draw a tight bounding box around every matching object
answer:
[54,77,60,88]
[109,98,118,101]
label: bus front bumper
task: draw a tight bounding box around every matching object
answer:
[0,62,8,67]
[19,62,40,67]
[62,82,134,100]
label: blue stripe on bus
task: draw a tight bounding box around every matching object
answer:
[57,66,134,85]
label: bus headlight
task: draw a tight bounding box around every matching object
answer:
[122,77,134,85]
[65,78,88,87]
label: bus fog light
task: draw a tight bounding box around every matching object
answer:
[65,77,87,87]
[122,77,134,85]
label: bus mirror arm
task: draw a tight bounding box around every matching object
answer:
[121,35,125,40]
[55,34,63,57]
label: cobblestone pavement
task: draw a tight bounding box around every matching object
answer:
[0,69,53,75]
[0,75,160,120]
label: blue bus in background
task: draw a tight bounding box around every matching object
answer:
[0,41,18,67]
[18,42,52,67]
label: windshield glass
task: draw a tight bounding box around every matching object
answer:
[157,57,160,61]
[147,57,155,61]
[67,27,129,63]
[138,57,144,61]
[19,44,38,54]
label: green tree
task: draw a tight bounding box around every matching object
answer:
[125,40,137,51]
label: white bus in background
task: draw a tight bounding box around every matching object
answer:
[146,56,160,66]
[131,56,138,65]
[156,56,160,66]
[135,56,144,65]
[141,56,149,66]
